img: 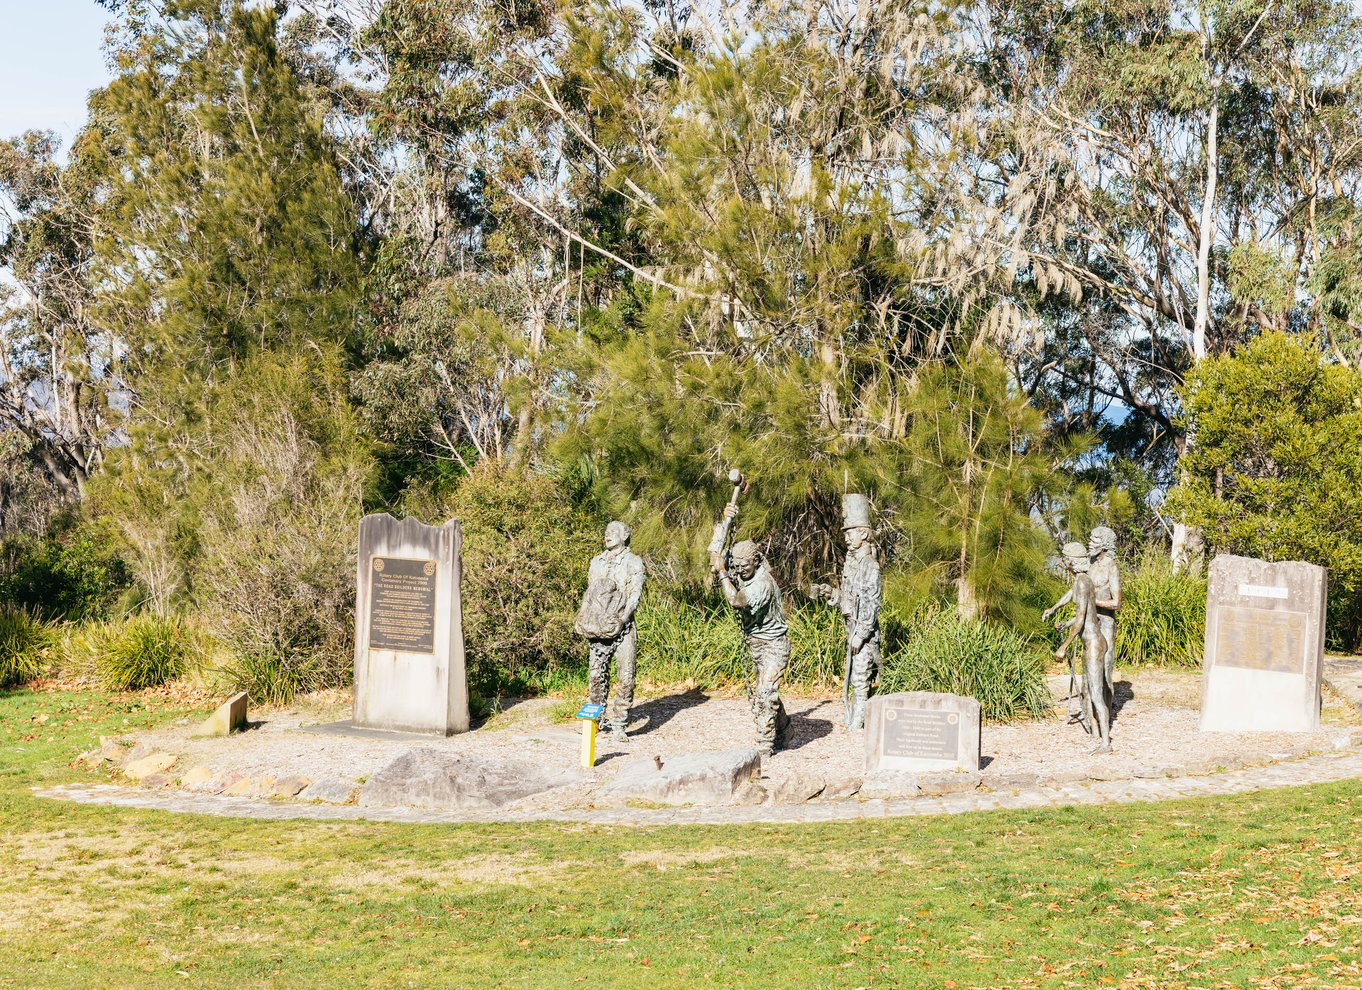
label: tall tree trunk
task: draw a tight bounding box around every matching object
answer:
[1174,76,1219,572]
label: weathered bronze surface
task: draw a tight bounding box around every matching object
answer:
[367,555,437,654]
[1213,606,1306,674]
[881,708,959,761]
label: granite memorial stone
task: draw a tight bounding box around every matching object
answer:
[1200,554,1327,733]
[353,513,469,735]
[864,692,981,772]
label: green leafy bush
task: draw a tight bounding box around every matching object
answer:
[0,607,49,688]
[407,467,599,694]
[0,520,133,622]
[635,591,847,688]
[636,589,1049,722]
[879,604,1051,722]
[1113,556,1207,667]
[1167,332,1362,649]
[89,614,193,690]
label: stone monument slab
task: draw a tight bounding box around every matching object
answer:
[864,692,981,772]
[353,514,469,736]
[1200,554,1326,733]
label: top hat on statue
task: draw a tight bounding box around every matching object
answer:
[842,493,873,532]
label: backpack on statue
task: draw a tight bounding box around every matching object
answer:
[575,577,626,640]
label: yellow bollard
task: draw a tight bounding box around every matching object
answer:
[575,702,605,768]
[580,717,598,768]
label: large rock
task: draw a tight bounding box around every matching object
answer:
[357,748,587,810]
[597,749,762,807]
[124,752,177,781]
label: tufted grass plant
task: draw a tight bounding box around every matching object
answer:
[0,606,49,688]
[879,603,1052,722]
[89,613,193,690]
[1115,555,1208,667]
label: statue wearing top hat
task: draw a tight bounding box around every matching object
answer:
[813,494,882,730]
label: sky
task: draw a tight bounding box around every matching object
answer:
[0,0,115,149]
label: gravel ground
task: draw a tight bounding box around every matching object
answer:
[109,668,1361,811]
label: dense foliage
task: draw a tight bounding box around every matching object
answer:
[1168,333,1362,646]
[3,0,1361,694]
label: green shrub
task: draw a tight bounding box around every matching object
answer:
[1113,555,1207,667]
[636,591,849,688]
[219,647,336,706]
[0,607,49,688]
[0,520,133,622]
[407,467,599,695]
[879,604,1051,722]
[90,614,192,690]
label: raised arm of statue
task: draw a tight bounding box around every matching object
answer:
[1043,586,1073,623]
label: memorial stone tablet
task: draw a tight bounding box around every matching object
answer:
[864,692,981,772]
[1200,554,1326,733]
[353,514,469,735]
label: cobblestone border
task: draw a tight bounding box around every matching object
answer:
[35,747,1362,827]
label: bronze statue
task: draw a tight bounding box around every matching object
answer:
[576,521,646,740]
[1087,526,1122,687]
[710,502,790,756]
[813,495,881,730]
[1050,541,1112,753]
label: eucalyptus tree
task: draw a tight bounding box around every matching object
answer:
[970,0,1362,557]
[0,130,122,532]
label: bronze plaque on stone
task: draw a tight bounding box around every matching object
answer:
[367,556,438,654]
[1213,606,1306,675]
[882,708,959,761]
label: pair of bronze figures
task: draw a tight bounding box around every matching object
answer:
[1044,528,1123,753]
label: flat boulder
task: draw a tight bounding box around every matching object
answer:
[357,748,588,810]
[597,749,762,807]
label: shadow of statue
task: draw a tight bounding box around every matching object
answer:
[781,699,835,752]
[624,688,710,736]
[1111,680,1134,720]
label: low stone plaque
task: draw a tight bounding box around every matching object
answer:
[353,514,468,736]
[1201,554,1326,733]
[865,692,980,772]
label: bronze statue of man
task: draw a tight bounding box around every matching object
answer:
[710,503,790,756]
[1087,526,1121,688]
[813,495,881,730]
[1052,541,1112,753]
[575,521,646,740]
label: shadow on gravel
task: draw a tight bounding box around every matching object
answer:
[627,688,710,736]
[1112,680,1134,719]
[782,700,835,751]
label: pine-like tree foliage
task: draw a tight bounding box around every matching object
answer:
[84,1,367,689]
[1167,332,1362,649]
[93,0,359,372]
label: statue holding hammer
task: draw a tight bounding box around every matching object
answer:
[709,472,790,756]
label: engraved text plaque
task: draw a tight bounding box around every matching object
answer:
[1213,606,1306,675]
[882,708,959,761]
[367,556,437,654]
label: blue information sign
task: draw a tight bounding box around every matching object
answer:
[575,703,606,720]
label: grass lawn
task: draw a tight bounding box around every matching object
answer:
[2,685,1361,989]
